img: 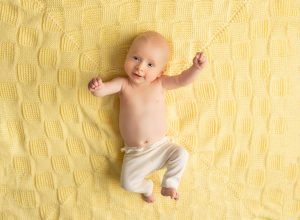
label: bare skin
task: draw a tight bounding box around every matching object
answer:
[88,31,206,202]
[161,187,179,200]
[142,193,155,203]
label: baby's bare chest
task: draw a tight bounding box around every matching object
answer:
[120,84,165,108]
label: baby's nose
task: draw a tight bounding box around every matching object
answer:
[137,63,144,71]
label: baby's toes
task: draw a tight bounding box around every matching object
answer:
[171,191,176,199]
[173,192,179,200]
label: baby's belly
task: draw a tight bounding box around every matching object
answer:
[119,112,166,147]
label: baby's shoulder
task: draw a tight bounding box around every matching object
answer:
[154,77,165,89]
[117,76,128,84]
[117,76,130,94]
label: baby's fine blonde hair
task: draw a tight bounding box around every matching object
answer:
[131,31,170,62]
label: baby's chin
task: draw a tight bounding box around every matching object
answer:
[127,74,145,84]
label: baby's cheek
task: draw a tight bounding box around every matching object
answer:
[124,62,130,73]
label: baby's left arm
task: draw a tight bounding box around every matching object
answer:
[162,52,206,90]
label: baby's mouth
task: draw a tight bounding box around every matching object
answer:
[133,72,143,78]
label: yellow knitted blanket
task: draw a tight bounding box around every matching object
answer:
[1,0,300,219]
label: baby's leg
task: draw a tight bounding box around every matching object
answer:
[120,148,166,203]
[120,159,154,202]
[160,144,189,200]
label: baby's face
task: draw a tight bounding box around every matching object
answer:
[124,35,169,85]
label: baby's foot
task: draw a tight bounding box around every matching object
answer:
[161,187,179,200]
[142,193,155,203]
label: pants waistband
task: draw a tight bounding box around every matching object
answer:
[121,137,169,154]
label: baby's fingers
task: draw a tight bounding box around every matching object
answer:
[195,52,203,59]
[93,79,99,88]
[200,55,207,64]
[88,81,93,90]
[197,53,207,63]
[88,78,99,90]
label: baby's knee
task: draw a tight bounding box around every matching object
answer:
[179,147,190,161]
[178,147,189,163]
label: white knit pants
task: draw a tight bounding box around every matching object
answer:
[120,137,189,197]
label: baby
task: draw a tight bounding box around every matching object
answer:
[88,31,206,203]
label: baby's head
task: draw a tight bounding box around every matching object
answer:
[124,31,169,85]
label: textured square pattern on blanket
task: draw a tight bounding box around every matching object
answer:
[0,0,300,219]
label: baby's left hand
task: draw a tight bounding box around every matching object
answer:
[192,52,207,70]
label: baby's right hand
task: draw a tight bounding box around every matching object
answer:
[88,77,104,92]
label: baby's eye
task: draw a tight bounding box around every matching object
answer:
[133,56,139,61]
[148,63,154,67]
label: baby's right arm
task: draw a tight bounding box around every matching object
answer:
[88,77,126,97]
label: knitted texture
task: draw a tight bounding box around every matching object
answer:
[0,0,300,219]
